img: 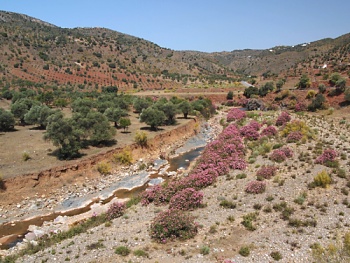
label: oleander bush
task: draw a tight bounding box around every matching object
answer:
[315,149,338,167]
[106,202,126,220]
[276,111,291,126]
[261,125,278,137]
[149,209,198,243]
[169,188,204,211]
[270,149,287,163]
[256,165,278,179]
[226,108,246,122]
[286,131,303,143]
[245,180,266,194]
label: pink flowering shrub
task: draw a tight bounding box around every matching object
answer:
[256,165,278,179]
[270,149,287,163]
[245,181,266,194]
[240,121,261,141]
[261,125,278,137]
[169,188,204,210]
[227,108,246,122]
[315,149,338,166]
[106,202,126,220]
[294,102,307,112]
[280,146,293,158]
[286,131,303,143]
[150,209,198,243]
[276,111,291,126]
[142,123,247,206]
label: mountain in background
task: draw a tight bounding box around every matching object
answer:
[0,11,349,91]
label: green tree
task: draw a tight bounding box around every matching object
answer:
[24,105,57,129]
[297,74,311,89]
[344,87,350,102]
[226,91,234,100]
[308,94,326,111]
[259,82,274,97]
[104,107,127,127]
[243,86,259,98]
[140,107,166,130]
[73,111,115,144]
[71,98,95,115]
[0,108,15,131]
[44,112,82,159]
[276,79,285,92]
[178,100,192,119]
[119,117,131,132]
[158,101,178,124]
[10,98,39,125]
[133,97,152,113]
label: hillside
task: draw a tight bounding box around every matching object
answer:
[0,11,349,92]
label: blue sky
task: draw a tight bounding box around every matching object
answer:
[1,0,350,52]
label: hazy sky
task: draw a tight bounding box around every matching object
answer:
[1,0,350,52]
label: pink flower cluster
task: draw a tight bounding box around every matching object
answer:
[286,131,303,143]
[240,121,261,140]
[245,180,266,194]
[169,188,204,211]
[270,146,293,162]
[294,102,307,112]
[142,123,247,206]
[260,125,278,137]
[106,202,126,220]
[275,111,291,126]
[256,165,278,179]
[227,108,246,122]
[315,149,338,165]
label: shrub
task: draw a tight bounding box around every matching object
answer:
[241,212,258,231]
[226,108,246,122]
[106,202,126,220]
[169,188,204,211]
[261,125,277,137]
[280,146,293,158]
[96,162,111,175]
[294,102,306,112]
[240,121,260,140]
[133,249,149,258]
[313,170,332,188]
[245,181,266,194]
[0,173,6,191]
[239,246,250,257]
[200,245,210,255]
[286,131,303,143]
[306,90,316,99]
[270,149,287,163]
[114,148,133,164]
[115,246,130,256]
[275,111,291,126]
[315,149,338,166]
[270,251,282,261]
[22,151,31,161]
[134,131,148,147]
[219,199,237,209]
[281,119,313,139]
[256,165,278,179]
[149,209,198,243]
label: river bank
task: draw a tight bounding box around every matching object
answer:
[0,112,225,255]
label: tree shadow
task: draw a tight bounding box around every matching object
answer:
[29,126,45,131]
[121,131,131,134]
[177,116,195,120]
[140,126,164,132]
[339,101,350,107]
[48,149,86,160]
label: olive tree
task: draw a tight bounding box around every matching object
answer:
[0,108,15,131]
[140,107,166,130]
